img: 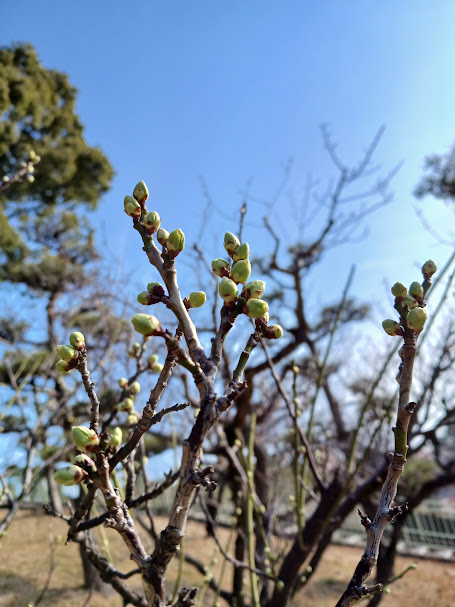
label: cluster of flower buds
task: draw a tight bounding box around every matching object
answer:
[2,150,40,187]
[147,354,163,373]
[211,231,283,339]
[382,260,436,337]
[55,332,85,373]
[123,180,186,260]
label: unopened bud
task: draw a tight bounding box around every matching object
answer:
[276,580,285,591]
[2,175,10,183]
[266,324,283,339]
[152,362,163,373]
[188,291,206,308]
[54,465,88,486]
[74,453,96,472]
[72,426,99,453]
[422,259,437,278]
[108,427,123,448]
[69,332,85,350]
[409,281,424,299]
[133,180,149,203]
[244,280,265,300]
[407,307,427,331]
[147,354,158,368]
[131,313,162,336]
[147,282,165,295]
[56,345,76,361]
[233,242,249,262]
[219,277,238,304]
[118,377,128,389]
[129,381,141,395]
[224,231,240,255]
[211,258,230,277]
[144,211,161,232]
[382,319,403,336]
[231,259,251,284]
[27,174,35,183]
[137,291,151,305]
[157,228,169,246]
[124,195,141,217]
[117,398,134,412]
[245,298,268,319]
[166,229,185,258]
[391,282,407,298]
[403,295,418,310]
[126,413,139,426]
[56,359,71,373]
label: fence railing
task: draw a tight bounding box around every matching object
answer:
[334,502,455,559]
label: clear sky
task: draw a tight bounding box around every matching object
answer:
[3,0,455,319]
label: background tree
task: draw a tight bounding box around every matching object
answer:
[0,42,114,590]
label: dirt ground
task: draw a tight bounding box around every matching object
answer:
[0,509,454,607]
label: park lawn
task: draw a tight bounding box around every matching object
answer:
[0,509,454,607]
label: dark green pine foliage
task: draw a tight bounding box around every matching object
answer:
[0,42,114,291]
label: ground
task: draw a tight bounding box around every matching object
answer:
[0,510,454,607]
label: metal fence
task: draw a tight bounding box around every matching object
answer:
[334,502,455,559]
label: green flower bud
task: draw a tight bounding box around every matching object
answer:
[276,580,285,592]
[56,345,76,361]
[117,397,134,412]
[245,298,269,319]
[108,427,123,448]
[407,307,427,331]
[126,413,139,426]
[131,313,162,336]
[244,280,265,300]
[129,381,140,395]
[144,211,161,232]
[27,165,34,174]
[27,174,35,183]
[188,291,206,308]
[28,150,36,160]
[233,242,249,262]
[72,426,100,453]
[74,453,96,472]
[266,324,283,339]
[264,311,270,323]
[219,277,238,304]
[131,343,141,355]
[152,362,163,373]
[157,228,170,246]
[391,282,407,298]
[224,231,240,254]
[133,180,149,203]
[403,295,418,310]
[382,319,403,336]
[124,195,141,217]
[231,259,251,284]
[54,465,88,486]
[409,281,424,299]
[137,291,151,305]
[422,259,437,278]
[211,258,230,278]
[166,229,185,258]
[56,359,71,373]
[69,332,85,351]
[147,282,165,295]
[118,377,128,389]
[147,354,158,368]
[2,175,10,183]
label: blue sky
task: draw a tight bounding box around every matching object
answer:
[3,1,455,321]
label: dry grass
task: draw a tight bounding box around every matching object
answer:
[0,509,454,607]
